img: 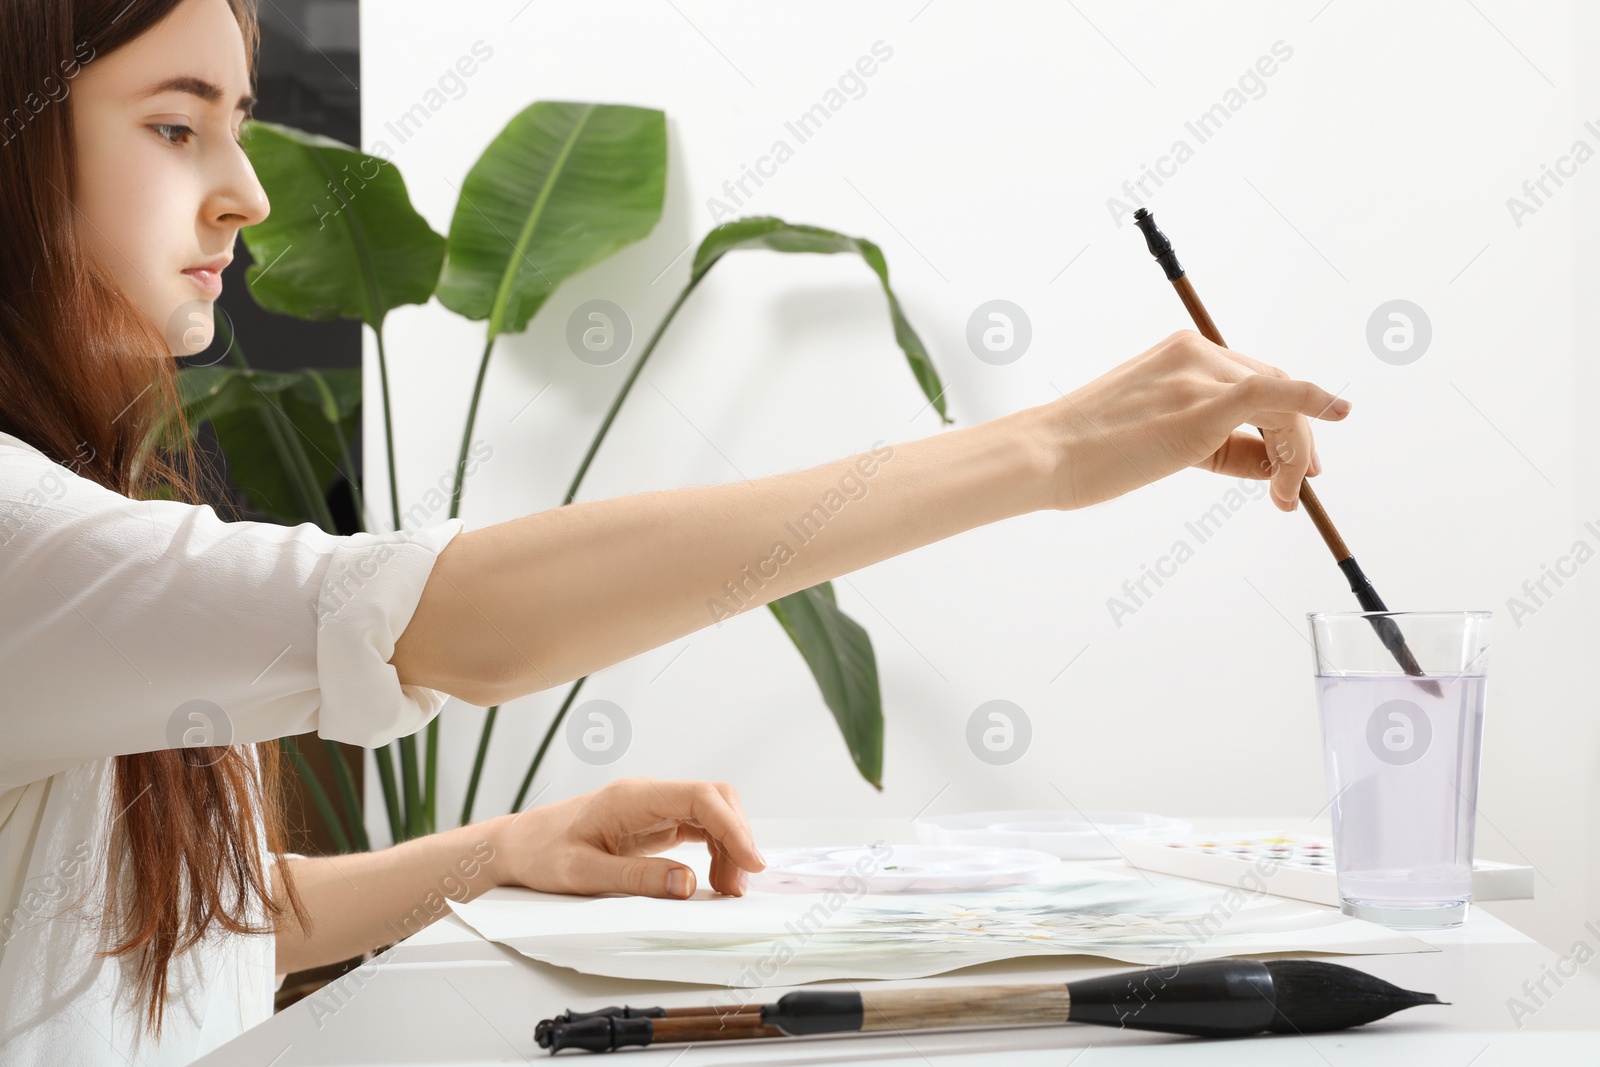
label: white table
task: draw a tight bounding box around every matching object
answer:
[198,818,1600,1065]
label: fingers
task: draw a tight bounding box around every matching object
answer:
[654,780,765,874]
[605,779,764,897]
[1191,340,1351,425]
[577,853,700,899]
[706,837,747,897]
[1264,427,1311,510]
[1199,430,1272,480]
[1162,334,1337,508]
[1224,374,1351,424]
[1201,430,1320,505]
[514,779,765,900]
[706,782,756,896]
[1208,376,1349,512]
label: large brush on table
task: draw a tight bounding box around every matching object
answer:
[536,958,1444,1052]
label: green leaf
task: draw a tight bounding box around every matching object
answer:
[690,217,950,423]
[174,365,258,426]
[436,102,667,341]
[239,120,445,328]
[176,366,362,527]
[536,214,942,796]
[766,582,883,789]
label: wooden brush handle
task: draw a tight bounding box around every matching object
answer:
[1174,274,1225,348]
[652,1016,783,1042]
[662,1003,761,1018]
[858,984,1069,1031]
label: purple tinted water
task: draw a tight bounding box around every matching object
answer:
[1315,673,1487,909]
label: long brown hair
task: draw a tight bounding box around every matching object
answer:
[0,0,307,1039]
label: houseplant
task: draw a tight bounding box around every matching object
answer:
[170,101,951,849]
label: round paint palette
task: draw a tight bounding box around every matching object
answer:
[749,844,1058,893]
[913,810,1190,860]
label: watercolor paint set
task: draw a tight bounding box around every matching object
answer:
[1118,831,1534,907]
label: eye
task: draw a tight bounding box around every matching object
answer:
[151,123,195,146]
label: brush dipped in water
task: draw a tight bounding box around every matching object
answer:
[535,959,1444,1052]
[1129,207,1441,698]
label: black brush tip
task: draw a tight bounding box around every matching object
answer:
[1265,960,1444,1033]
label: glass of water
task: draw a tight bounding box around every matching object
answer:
[1306,610,1492,928]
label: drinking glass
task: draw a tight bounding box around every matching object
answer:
[1307,610,1492,928]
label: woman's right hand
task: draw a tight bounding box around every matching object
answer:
[1040,330,1351,513]
[485,778,764,900]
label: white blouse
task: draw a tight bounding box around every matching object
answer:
[0,429,465,1065]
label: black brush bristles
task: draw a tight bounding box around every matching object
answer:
[1265,960,1445,1033]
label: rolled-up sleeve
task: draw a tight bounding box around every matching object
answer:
[0,436,466,787]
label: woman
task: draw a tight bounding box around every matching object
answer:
[0,0,1349,1063]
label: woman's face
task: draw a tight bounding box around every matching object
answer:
[70,0,269,357]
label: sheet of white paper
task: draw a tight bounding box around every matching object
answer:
[448,855,1435,987]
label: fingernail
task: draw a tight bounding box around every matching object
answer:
[736,870,749,894]
[1311,448,1322,476]
[1332,398,1351,415]
[667,869,691,898]
[755,849,768,868]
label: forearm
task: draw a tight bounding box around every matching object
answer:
[393,408,1056,705]
[273,815,511,974]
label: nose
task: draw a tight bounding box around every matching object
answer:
[208,134,271,232]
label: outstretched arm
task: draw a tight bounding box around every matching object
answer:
[391,331,1349,707]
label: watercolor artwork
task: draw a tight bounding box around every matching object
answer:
[449,864,1434,987]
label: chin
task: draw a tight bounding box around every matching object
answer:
[164,297,218,357]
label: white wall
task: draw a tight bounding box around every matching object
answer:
[360,1,1597,955]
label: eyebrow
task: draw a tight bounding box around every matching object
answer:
[137,75,256,118]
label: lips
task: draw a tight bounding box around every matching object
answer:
[181,254,231,297]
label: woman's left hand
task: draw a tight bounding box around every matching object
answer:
[485,777,766,899]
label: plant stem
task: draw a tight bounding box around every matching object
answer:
[371,743,403,844]
[283,736,351,854]
[501,274,708,809]
[459,705,496,826]
[421,730,437,836]
[562,275,704,506]
[444,333,497,827]
[321,738,371,852]
[376,326,402,533]
[450,333,498,521]
[372,326,407,843]
[373,737,406,839]
[511,675,587,814]
[305,368,366,529]
[399,735,422,839]
[420,725,436,836]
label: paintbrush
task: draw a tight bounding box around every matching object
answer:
[1131,207,1441,698]
[534,959,1444,1052]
